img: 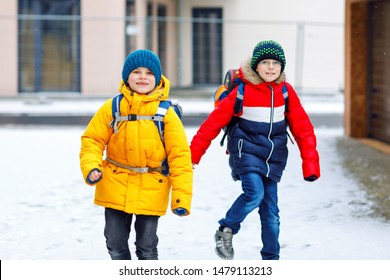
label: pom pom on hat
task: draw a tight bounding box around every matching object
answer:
[250,40,286,73]
[122,49,162,86]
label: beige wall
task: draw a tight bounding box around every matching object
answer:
[81,0,177,96]
[0,0,18,96]
[134,0,177,85]
[81,0,125,96]
[160,0,177,86]
[82,0,177,96]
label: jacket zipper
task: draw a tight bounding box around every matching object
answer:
[265,85,275,177]
[238,138,244,158]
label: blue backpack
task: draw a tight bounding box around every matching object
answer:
[214,69,289,146]
[109,93,183,175]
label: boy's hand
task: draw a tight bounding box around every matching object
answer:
[304,175,318,182]
[89,170,102,181]
[87,168,102,184]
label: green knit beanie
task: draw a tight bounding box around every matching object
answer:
[250,40,286,73]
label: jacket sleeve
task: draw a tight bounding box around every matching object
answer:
[190,90,236,164]
[285,84,321,180]
[163,108,193,215]
[79,99,113,185]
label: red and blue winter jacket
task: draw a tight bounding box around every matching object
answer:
[190,58,320,183]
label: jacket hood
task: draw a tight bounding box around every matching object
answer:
[117,75,170,102]
[239,57,285,86]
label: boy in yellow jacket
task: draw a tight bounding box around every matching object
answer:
[80,49,193,260]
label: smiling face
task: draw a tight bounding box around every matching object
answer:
[255,59,282,83]
[127,67,156,94]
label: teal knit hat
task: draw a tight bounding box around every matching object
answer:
[250,40,286,73]
[122,49,162,86]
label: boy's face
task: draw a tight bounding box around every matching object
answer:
[255,59,282,83]
[127,67,156,94]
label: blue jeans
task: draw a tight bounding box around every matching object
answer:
[104,208,159,260]
[219,172,280,260]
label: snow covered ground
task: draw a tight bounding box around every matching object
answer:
[0,124,389,261]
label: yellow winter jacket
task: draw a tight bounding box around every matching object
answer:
[80,76,192,216]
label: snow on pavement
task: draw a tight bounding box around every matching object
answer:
[0,125,389,260]
[0,94,344,116]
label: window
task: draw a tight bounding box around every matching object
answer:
[18,0,81,93]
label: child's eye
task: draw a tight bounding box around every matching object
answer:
[260,60,281,66]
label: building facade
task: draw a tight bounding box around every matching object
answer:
[0,0,344,97]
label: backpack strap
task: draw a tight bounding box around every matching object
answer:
[282,84,289,112]
[233,83,245,114]
[112,93,123,119]
[154,101,170,142]
[110,94,166,134]
[110,94,124,134]
[154,101,172,176]
[154,100,183,176]
[219,83,245,146]
[281,83,294,144]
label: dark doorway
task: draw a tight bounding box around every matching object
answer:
[192,8,223,86]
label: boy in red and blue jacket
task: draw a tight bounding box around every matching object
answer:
[190,40,320,260]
